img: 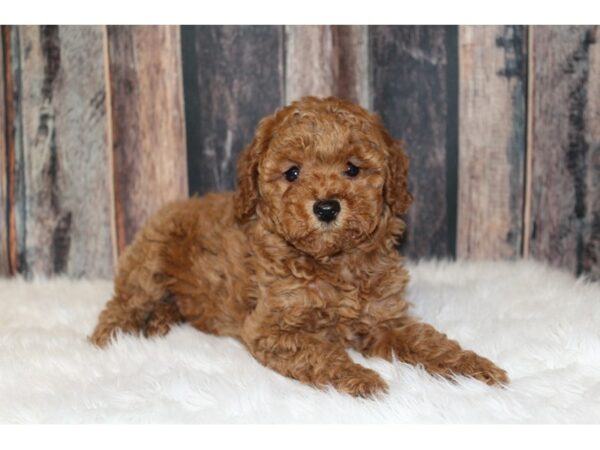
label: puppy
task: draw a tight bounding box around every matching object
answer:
[91,96,508,397]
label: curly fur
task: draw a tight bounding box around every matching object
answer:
[90,96,508,397]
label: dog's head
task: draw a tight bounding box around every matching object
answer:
[234,96,412,259]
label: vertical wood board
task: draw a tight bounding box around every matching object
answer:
[529,26,600,279]
[3,26,20,276]
[15,26,115,278]
[107,25,189,249]
[182,25,284,195]
[0,28,9,276]
[285,25,369,108]
[371,25,457,259]
[582,27,600,279]
[457,25,527,259]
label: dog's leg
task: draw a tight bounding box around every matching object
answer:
[142,294,184,338]
[355,321,508,385]
[89,291,182,347]
[90,219,186,348]
[89,294,142,347]
[242,326,388,398]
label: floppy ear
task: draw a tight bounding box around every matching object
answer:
[384,139,413,216]
[234,115,276,222]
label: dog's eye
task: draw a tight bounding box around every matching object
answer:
[344,162,360,177]
[284,166,300,182]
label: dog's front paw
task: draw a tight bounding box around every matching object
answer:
[89,325,117,348]
[456,351,509,386]
[332,365,389,398]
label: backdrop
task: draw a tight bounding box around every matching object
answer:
[0,25,598,280]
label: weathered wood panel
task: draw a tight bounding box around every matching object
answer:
[529,26,600,279]
[14,26,115,278]
[582,28,600,280]
[2,26,20,276]
[0,28,9,276]
[285,25,369,107]
[371,26,457,259]
[182,25,284,195]
[107,25,188,250]
[1,24,597,279]
[457,26,527,259]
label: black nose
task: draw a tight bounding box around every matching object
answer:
[313,200,341,223]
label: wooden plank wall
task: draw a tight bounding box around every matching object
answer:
[181,26,284,195]
[528,26,600,280]
[13,26,115,278]
[2,27,18,276]
[0,29,8,276]
[285,25,369,108]
[107,26,188,251]
[0,25,188,278]
[371,26,457,259]
[457,26,527,259]
[1,25,599,280]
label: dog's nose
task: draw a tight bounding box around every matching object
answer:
[313,200,341,223]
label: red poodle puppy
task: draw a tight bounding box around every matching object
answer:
[91,96,508,397]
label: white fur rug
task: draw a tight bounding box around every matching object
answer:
[1,259,600,423]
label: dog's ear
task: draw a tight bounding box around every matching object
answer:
[234,114,276,222]
[384,137,413,216]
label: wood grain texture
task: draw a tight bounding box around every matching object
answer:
[523,28,534,260]
[182,25,284,195]
[285,25,369,107]
[457,26,527,259]
[107,25,188,250]
[0,28,8,276]
[582,28,600,280]
[371,26,457,259]
[529,26,600,279]
[3,26,19,276]
[14,26,115,278]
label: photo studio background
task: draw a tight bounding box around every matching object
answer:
[0,25,598,280]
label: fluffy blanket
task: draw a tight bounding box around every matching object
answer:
[1,260,599,423]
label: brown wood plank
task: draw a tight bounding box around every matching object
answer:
[182,25,284,195]
[285,25,369,107]
[522,28,534,261]
[14,26,115,278]
[107,25,188,250]
[0,27,9,276]
[457,25,527,260]
[3,26,19,275]
[529,26,600,279]
[371,26,458,259]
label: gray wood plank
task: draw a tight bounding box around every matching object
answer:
[285,25,369,107]
[182,25,284,195]
[107,25,188,250]
[529,26,600,279]
[582,28,600,280]
[457,25,527,259]
[14,26,115,278]
[371,25,457,259]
